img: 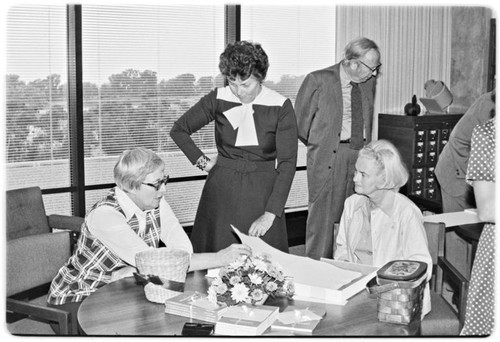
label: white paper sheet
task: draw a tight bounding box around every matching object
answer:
[231,225,361,292]
[277,308,323,324]
[423,210,482,227]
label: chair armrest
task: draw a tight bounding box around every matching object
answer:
[48,215,84,253]
[48,214,84,232]
[6,298,72,334]
[438,256,469,329]
[438,256,469,289]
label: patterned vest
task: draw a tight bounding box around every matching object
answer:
[47,188,161,305]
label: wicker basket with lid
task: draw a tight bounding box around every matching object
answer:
[367,260,427,325]
[135,248,190,303]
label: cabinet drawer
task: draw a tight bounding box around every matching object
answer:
[378,113,463,212]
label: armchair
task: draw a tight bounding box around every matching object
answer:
[6,186,84,335]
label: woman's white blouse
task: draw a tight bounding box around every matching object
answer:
[87,187,193,266]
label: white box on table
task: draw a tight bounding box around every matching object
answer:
[231,226,379,306]
[291,259,378,305]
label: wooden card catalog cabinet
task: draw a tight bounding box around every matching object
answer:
[378,113,463,213]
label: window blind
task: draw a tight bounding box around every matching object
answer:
[81,4,224,223]
[5,5,70,214]
[5,4,337,221]
[241,5,336,210]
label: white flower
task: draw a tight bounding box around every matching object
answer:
[230,283,249,302]
[248,273,263,285]
[228,255,247,270]
[219,268,228,278]
[216,282,228,294]
[251,289,264,301]
[268,266,285,281]
[265,281,278,292]
[207,286,218,304]
[253,259,268,272]
[229,275,241,285]
[211,277,223,287]
[285,278,295,295]
[273,261,284,273]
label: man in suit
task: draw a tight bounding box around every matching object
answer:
[295,37,381,260]
[435,90,495,213]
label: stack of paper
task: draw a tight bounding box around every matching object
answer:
[271,306,326,335]
[164,291,228,323]
[214,304,279,336]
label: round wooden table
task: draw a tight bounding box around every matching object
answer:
[78,271,419,336]
[78,271,209,336]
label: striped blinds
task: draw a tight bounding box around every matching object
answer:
[5,4,337,221]
[81,4,225,222]
[241,5,336,211]
[6,5,69,186]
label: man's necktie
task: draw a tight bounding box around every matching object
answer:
[350,82,364,150]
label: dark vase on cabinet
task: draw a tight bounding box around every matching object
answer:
[378,113,463,213]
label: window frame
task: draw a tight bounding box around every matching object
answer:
[40,4,243,217]
[17,4,310,220]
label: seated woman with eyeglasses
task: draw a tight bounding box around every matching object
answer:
[47,147,251,334]
[334,139,433,317]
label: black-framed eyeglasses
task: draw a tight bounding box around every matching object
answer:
[142,175,170,191]
[357,59,382,73]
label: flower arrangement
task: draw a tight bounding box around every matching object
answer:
[207,254,295,306]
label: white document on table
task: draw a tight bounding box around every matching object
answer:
[231,226,363,305]
[423,209,482,227]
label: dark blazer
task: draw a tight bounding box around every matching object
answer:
[295,63,376,202]
[434,91,495,195]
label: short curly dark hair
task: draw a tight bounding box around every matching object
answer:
[219,41,269,82]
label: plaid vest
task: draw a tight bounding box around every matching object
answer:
[47,188,161,305]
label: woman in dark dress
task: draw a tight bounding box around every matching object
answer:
[170,41,298,253]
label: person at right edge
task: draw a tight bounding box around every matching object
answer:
[460,110,496,335]
[295,37,381,259]
[434,90,495,213]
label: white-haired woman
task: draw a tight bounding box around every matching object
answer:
[47,148,251,334]
[334,139,432,316]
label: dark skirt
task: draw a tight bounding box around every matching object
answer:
[190,157,289,253]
